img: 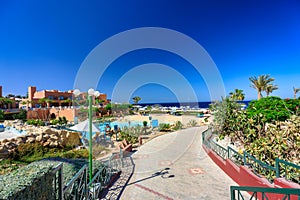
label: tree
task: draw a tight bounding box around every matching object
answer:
[38,98,48,108]
[293,87,300,99]
[132,96,141,104]
[249,74,275,100]
[229,89,245,101]
[26,100,33,108]
[62,99,72,107]
[0,97,14,109]
[265,84,278,97]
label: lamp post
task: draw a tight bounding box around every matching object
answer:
[73,88,100,181]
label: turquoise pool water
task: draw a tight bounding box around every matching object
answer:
[98,121,144,132]
[4,126,27,135]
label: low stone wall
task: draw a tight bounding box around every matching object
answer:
[0,120,82,159]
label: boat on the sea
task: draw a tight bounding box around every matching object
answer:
[0,124,4,132]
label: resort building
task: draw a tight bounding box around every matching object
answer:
[0,86,18,109]
[21,86,108,109]
[21,86,108,122]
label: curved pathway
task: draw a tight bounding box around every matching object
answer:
[120,126,238,200]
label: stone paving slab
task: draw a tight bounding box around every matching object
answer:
[119,126,240,200]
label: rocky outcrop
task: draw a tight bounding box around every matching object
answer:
[0,120,82,159]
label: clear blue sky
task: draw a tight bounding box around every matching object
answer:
[0,0,299,103]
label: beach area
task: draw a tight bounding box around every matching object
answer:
[116,113,211,125]
[0,113,211,144]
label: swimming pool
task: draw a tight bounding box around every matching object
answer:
[98,121,144,132]
[4,126,27,135]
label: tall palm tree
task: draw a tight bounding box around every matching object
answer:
[249,74,275,99]
[132,96,142,104]
[265,84,278,97]
[229,89,245,101]
[293,87,300,99]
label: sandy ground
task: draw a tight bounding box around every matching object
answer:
[117,113,211,126]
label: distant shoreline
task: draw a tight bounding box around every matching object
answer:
[137,101,251,108]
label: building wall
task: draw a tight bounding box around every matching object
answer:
[49,107,75,122]
[28,86,36,100]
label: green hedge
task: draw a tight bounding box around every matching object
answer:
[0,158,105,199]
[0,162,55,200]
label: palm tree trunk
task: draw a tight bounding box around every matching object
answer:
[258,92,262,100]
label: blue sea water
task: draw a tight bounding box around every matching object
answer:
[138,101,251,109]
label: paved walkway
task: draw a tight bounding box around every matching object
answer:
[105,126,239,199]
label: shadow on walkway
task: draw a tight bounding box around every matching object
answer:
[100,156,135,200]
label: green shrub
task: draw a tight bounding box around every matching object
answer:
[211,96,300,180]
[0,162,55,199]
[158,123,171,132]
[119,130,138,144]
[26,119,45,126]
[143,121,148,127]
[0,110,4,121]
[173,121,183,130]
[188,119,197,127]
[50,119,59,125]
[12,109,27,120]
[8,142,88,164]
[284,98,300,115]
[247,96,291,123]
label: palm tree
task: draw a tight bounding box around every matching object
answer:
[0,97,14,109]
[26,100,34,108]
[0,97,6,108]
[132,96,142,105]
[38,98,48,108]
[293,87,300,99]
[45,98,52,108]
[229,89,245,101]
[249,74,275,99]
[265,84,278,97]
[62,99,72,107]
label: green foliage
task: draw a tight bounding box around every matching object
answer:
[8,142,88,164]
[105,103,112,111]
[284,98,300,115]
[229,89,245,101]
[132,96,141,104]
[58,116,68,125]
[12,109,27,120]
[49,117,68,125]
[211,96,300,180]
[0,110,4,121]
[0,158,106,199]
[158,123,171,132]
[0,160,26,175]
[0,161,55,199]
[143,121,148,127]
[187,119,197,127]
[26,119,45,126]
[247,97,293,123]
[37,158,104,185]
[249,74,276,99]
[210,97,245,140]
[245,115,300,165]
[173,121,183,130]
[118,126,144,144]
